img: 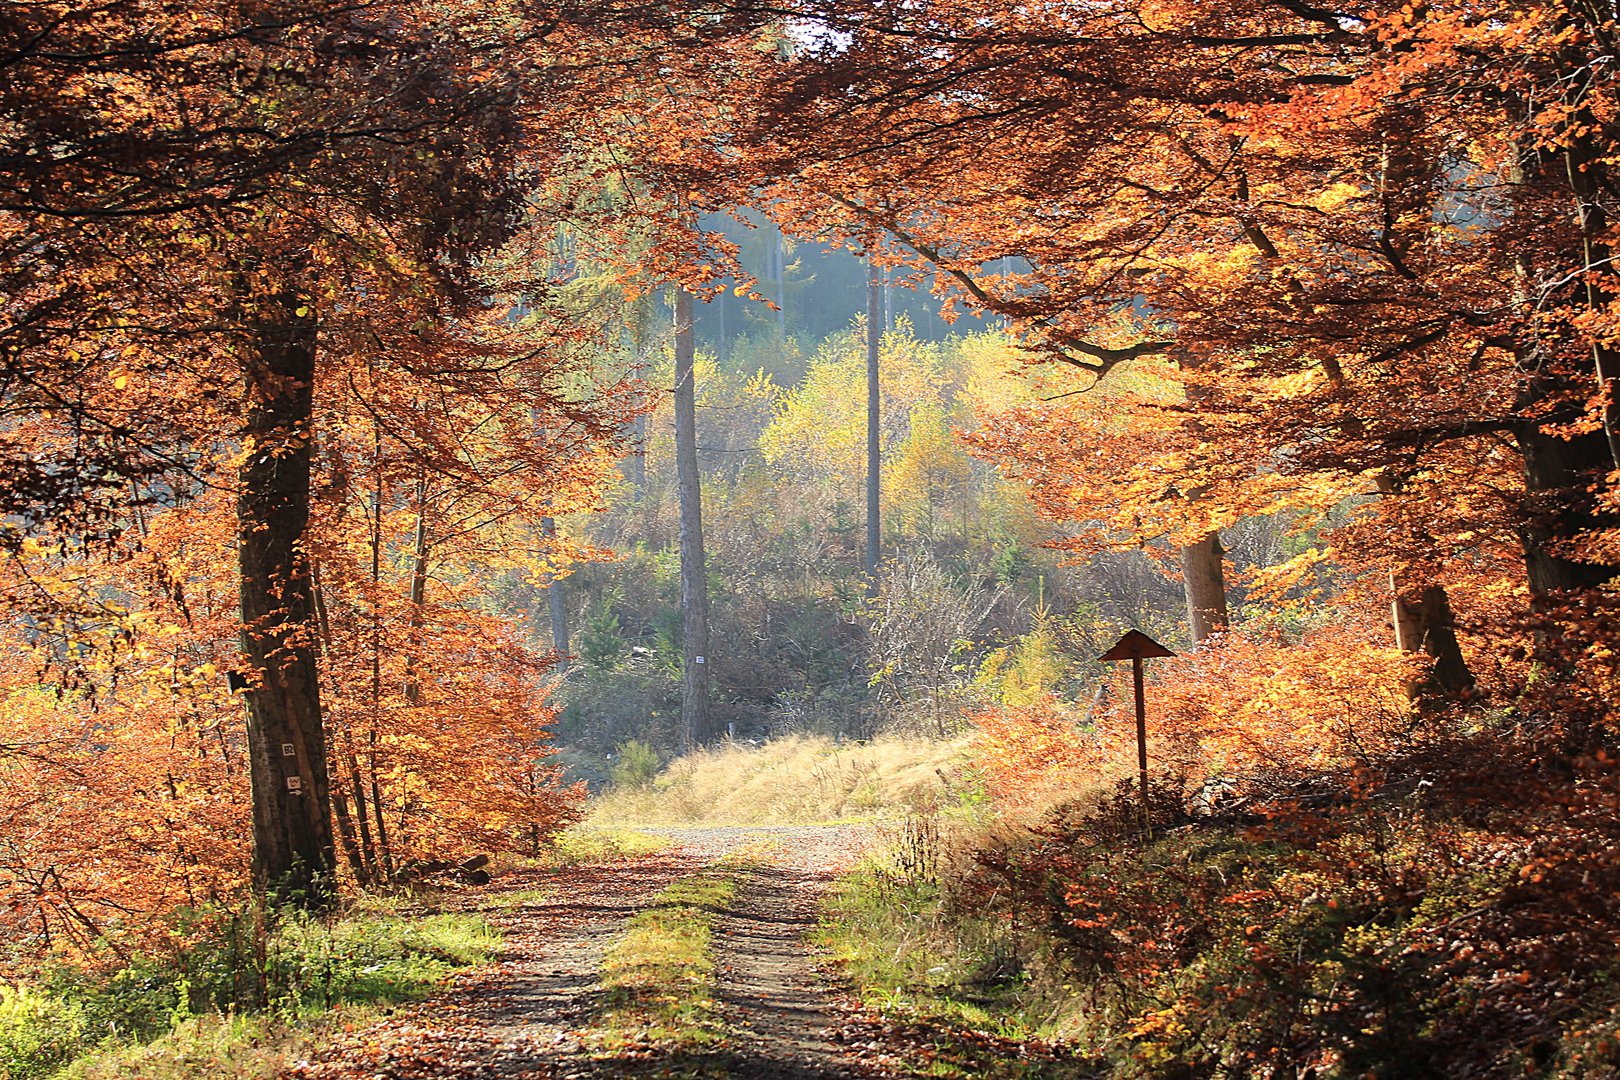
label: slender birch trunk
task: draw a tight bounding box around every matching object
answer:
[673,288,710,749]
[866,257,883,595]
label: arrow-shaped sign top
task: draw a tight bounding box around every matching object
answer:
[1098,629,1175,663]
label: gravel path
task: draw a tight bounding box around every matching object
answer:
[711,862,866,1078]
[289,824,879,1080]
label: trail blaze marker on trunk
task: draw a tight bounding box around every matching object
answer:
[1098,630,1175,826]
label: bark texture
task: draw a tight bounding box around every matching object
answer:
[1180,532,1229,643]
[673,288,711,749]
[236,288,335,908]
[1371,473,1475,694]
[1391,578,1475,695]
[1518,420,1618,600]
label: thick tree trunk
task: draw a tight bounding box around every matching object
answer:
[1518,421,1618,599]
[1493,117,1618,601]
[1371,473,1475,693]
[1391,577,1475,695]
[866,258,882,594]
[673,288,710,750]
[236,287,335,909]
[1180,532,1229,643]
[541,516,569,671]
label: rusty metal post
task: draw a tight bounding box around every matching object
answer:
[1098,630,1174,838]
[1133,655,1148,818]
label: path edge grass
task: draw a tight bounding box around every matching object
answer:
[811,832,1100,1080]
[2,896,501,1080]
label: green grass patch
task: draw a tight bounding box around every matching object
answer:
[546,827,672,867]
[815,858,1095,1079]
[590,863,749,1055]
[51,1011,334,1080]
[492,826,672,876]
[265,899,498,1014]
[1,896,499,1080]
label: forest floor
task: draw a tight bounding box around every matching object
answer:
[286,825,892,1080]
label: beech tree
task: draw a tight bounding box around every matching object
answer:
[1,0,543,905]
[0,0,772,907]
[732,0,1620,664]
[235,278,332,904]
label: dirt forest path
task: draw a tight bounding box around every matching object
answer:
[289,824,882,1080]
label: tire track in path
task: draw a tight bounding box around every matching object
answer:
[709,861,866,1079]
[290,848,694,1080]
[288,825,876,1080]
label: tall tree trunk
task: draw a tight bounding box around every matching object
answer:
[541,515,569,671]
[1507,130,1620,601]
[236,286,335,910]
[1180,532,1229,643]
[365,434,394,881]
[1559,55,1620,471]
[866,257,883,594]
[310,567,369,887]
[1518,419,1618,599]
[403,470,429,706]
[673,288,711,750]
[1390,577,1475,695]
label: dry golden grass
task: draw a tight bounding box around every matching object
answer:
[586,735,976,827]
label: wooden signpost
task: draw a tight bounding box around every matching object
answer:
[1099,630,1175,827]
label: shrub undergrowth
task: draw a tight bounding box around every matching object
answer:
[815,813,1098,1079]
[822,744,1620,1078]
[0,896,498,1080]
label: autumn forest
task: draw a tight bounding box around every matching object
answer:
[3,0,1620,1077]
